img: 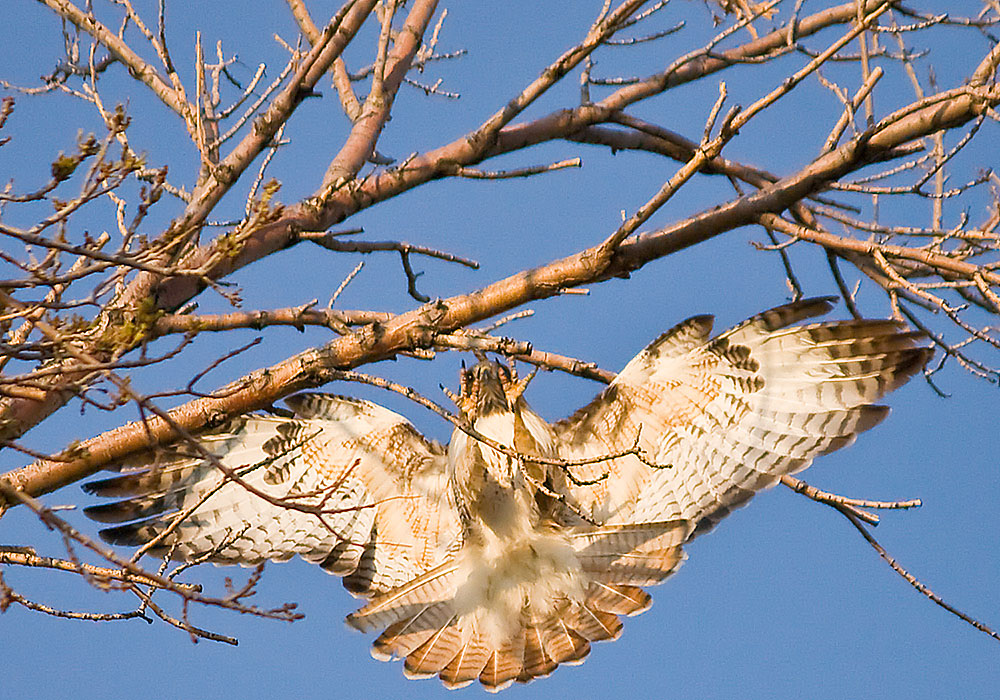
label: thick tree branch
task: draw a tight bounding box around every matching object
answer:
[320,0,439,186]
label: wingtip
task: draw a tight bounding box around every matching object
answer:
[890,347,933,390]
[81,473,129,497]
[96,520,156,547]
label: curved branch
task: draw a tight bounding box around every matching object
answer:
[320,0,439,186]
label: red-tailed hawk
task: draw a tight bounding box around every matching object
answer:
[84,298,929,691]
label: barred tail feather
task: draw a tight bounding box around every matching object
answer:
[369,603,454,662]
[588,582,653,616]
[569,603,623,642]
[542,617,591,665]
[439,632,492,689]
[403,617,463,679]
[346,561,461,634]
[571,521,689,585]
[519,625,558,681]
[479,634,526,692]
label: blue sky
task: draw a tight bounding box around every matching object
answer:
[2,2,998,698]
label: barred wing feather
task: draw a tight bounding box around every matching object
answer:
[84,394,461,598]
[554,297,931,533]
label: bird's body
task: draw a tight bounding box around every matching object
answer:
[84,298,930,691]
[446,383,574,654]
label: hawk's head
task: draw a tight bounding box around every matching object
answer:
[455,359,534,420]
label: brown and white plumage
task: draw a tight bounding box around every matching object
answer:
[86,394,460,598]
[84,298,930,691]
[554,297,929,536]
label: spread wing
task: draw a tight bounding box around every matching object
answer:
[553,297,931,534]
[84,394,461,598]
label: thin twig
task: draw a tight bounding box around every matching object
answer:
[841,507,1000,644]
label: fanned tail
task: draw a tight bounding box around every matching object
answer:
[347,520,688,691]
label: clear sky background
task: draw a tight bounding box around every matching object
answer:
[2,1,998,698]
